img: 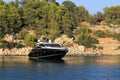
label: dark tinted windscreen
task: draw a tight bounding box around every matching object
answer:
[44,44,61,47]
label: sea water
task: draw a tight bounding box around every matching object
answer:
[0,56,120,80]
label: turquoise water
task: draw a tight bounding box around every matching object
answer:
[0,56,120,80]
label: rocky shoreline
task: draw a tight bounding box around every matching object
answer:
[0,47,120,56]
[67,47,120,56]
[1,34,120,56]
[0,47,32,56]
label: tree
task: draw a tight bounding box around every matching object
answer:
[22,0,41,28]
[61,10,74,37]
[19,0,28,6]
[0,1,8,37]
[75,24,99,48]
[15,0,19,7]
[0,0,100,46]
[90,12,104,24]
[0,0,4,5]
[62,1,76,13]
[75,6,90,24]
[62,1,78,27]
[104,6,120,25]
[6,1,22,34]
[0,26,4,38]
[44,2,60,40]
[24,34,36,47]
[113,33,120,41]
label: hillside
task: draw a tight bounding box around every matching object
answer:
[0,0,120,55]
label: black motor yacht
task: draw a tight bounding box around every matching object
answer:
[28,41,68,59]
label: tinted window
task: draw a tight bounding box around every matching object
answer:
[44,44,61,47]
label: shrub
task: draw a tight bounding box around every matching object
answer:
[98,46,103,50]
[95,30,106,38]
[0,40,24,49]
[113,33,120,41]
[24,34,37,47]
[116,46,120,50]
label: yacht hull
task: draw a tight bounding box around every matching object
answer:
[29,48,67,59]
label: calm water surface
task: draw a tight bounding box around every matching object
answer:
[0,56,120,80]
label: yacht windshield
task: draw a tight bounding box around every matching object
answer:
[44,44,61,47]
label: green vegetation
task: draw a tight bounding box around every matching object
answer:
[94,30,106,38]
[116,46,120,50]
[24,34,37,47]
[98,46,103,50]
[75,24,99,48]
[0,0,120,48]
[113,33,120,41]
[94,29,113,38]
[104,6,120,25]
[0,0,89,38]
[0,40,24,49]
[90,12,104,25]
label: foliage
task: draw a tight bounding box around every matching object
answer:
[90,12,104,24]
[0,1,22,36]
[0,0,120,48]
[75,24,99,48]
[113,33,120,41]
[19,28,29,39]
[94,30,106,38]
[75,6,90,22]
[94,29,113,38]
[116,46,120,50]
[98,46,103,50]
[104,6,120,25]
[0,40,24,49]
[0,0,90,40]
[24,34,37,47]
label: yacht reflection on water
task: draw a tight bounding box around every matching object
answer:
[29,58,65,64]
[1,56,120,67]
[27,56,120,66]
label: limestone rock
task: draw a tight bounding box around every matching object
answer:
[4,34,14,42]
[54,35,73,46]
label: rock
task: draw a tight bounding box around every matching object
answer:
[3,34,14,42]
[54,35,73,46]
[0,47,32,56]
[54,37,64,45]
[0,49,3,55]
[66,44,85,56]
